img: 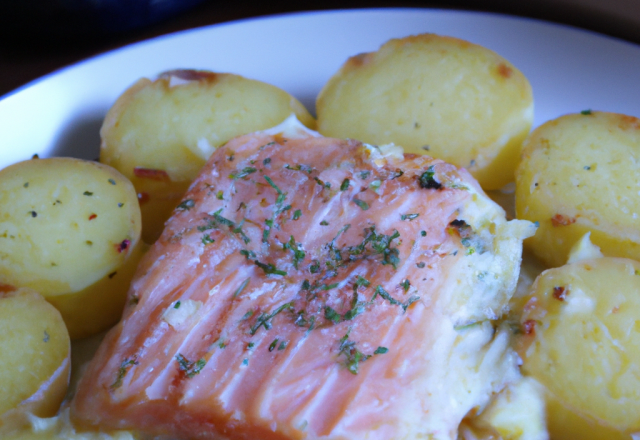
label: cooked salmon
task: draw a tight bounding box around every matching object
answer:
[71,119,535,439]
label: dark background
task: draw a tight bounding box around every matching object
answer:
[1,0,639,98]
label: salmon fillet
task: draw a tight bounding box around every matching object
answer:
[71,120,535,439]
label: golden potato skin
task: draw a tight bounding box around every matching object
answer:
[316,34,533,190]
[515,111,640,268]
[100,70,316,242]
[0,289,70,432]
[0,158,143,339]
[516,257,640,438]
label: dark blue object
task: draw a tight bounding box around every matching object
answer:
[1,0,209,41]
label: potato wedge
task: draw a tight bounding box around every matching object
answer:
[0,158,143,339]
[516,255,640,438]
[316,33,533,190]
[0,289,70,433]
[515,111,640,268]
[100,69,316,242]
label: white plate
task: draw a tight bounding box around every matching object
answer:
[1,8,640,169]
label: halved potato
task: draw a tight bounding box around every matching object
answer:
[515,111,640,268]
[316,33,533,190]
[0,158,144,339]
[100,69,316,242]
[516,254,640,438]
[0,288,70,433]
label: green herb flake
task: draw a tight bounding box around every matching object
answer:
[43,331,50,342]
[233,278,251,298]
[581,109,593,115]
[242,358,249,366]
[340,178,350,191]
[263,158,272,165]
[250,302,294,335]
[293,209,302,220]
[174,301,181,309]
[216,190,224,200]
[320,220,329,226]
[269,339,279,352]
[324,306,342,324]
[278,340,288,350]
[240,249,257,259]
[283,235,306,269]
[175,354,206,378]
[374,346,388,355]
[401,213,419,221]
[418,166,442,190]
[241,309,255,321]
[369,180,381,191]
[337,329,371,375]
[254,260,287,276]
[355,276,370,288]
[360,171,371,179]
[83,191,93,196]
[401,279,410,292]
[108,178,116,185]
[118,203,124,208]
[353,199,369,211]
[202,234,215,245]
[309,261,320,274]
[314,177,331,189]
[23,182,29,188]
[247,342,255,349]
[177,199,195,211]
[230,167,257,180]
[111,356,138,389]
[584,165,591,170]
[374,285,419,312]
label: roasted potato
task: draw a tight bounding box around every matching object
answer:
[316,33,533,190]
[0,158,144,339]
[515,111,640,268]
[516,254,640,438]
[0,288,70,433]
[100,69,316,242]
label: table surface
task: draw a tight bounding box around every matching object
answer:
[2,0,640,99]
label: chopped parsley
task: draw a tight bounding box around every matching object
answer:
[174,301,181,309]
[83,191,93,196]
[340,178,350,191]
[373,285,419,312]
[108,178,116,185]
[250,302,294,335]
[175,354,206,378]
[581,109,593,115]
[202,234,215,245]
[233,278,251,298]
[176,199,195,211]
[293,209,302,220]
[418,166,442,190]
[401,213,419,221]
[283,235,306,269]
[230,167,257,179]
[254,260,287,276]
[353,198,369,211]
[111,356,138,389]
